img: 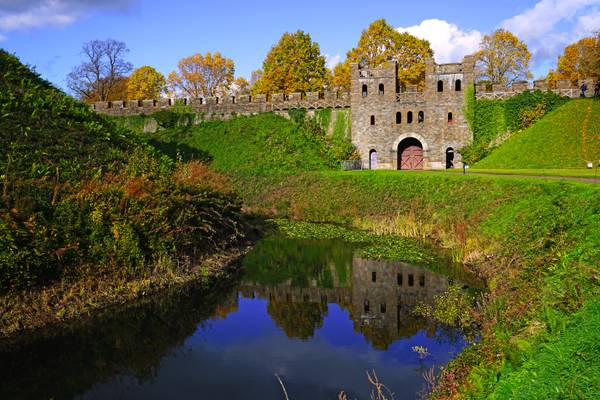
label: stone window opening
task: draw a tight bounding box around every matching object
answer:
[418,111,424,123]
[455,79,462,91]
[215,97,219,104]
[446,147,455,169]
[407,111,413,124]
[396,112,401,124]
[437,80,444,92]
[397,273,403,286]
[370,115,375,125]
[448,112,453,125]
[372,271,377,282]
[419,275,425,287]
[378,83,384,95]
[364,300,370,313]
[107,101,112,109]
[138,100,143,107]
[408,274,414,287]
[362,84,368,97]
[380,303,386,313]
[231,96,236,104]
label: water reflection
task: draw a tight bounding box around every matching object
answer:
[0,236,478,400]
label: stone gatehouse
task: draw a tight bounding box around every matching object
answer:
[350,56,475,170]
[93,53,591,171]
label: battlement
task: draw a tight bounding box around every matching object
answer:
[92,90,351,117]
[475,78,593,100]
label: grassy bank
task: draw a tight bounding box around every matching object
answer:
[233,170,600,399]
[0,51,249,336]
[475,99,600,169]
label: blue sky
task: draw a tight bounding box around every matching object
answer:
[1,0,599,92]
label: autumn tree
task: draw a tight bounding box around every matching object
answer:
[127,66,166,100]
[331,60,351,91]
[552,37,598,85]
[67,39,133,103]
[347,19,433,89]
[167,52,234,98]
[232,76,250,95]
[252,31,330,94]
[475,29,532,86]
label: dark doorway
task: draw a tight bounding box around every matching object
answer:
[446,147,455,169]
[397,138,424,170]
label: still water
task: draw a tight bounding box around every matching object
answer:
[1,235,478,400]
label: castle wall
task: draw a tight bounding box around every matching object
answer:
[350,57,475,170]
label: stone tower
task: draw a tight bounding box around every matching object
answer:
[350,55,476,170]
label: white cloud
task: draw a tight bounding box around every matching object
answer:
[325,53,341,69]
[0,0,136,37]
[397,19,482,63]
[501,0,599,41]
[500,0,600,72]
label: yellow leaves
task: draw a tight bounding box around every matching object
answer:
[332,61,351,92]
[167,52,235,98]
[554,37,597,86]
[127,66,166,100]
[475,29,532,86]
[252,31,329,95]
[346,19,432,89]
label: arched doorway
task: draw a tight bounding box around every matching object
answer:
[397,138,423,170]
[369,149,378,170]
[446,147,455,169]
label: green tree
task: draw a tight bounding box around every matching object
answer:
[127,66,166,100]
[346,19,433,89]
[252,31,329,94]
[475,29,532,86]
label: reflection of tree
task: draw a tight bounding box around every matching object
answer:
[267,300,328,340]
[242,236,353,288]
[0,281,240,399]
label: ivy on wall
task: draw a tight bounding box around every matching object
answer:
[461,89,570,164]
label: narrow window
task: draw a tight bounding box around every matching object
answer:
[107,101,112,109]
[397,273,403,286]
[303,294,309,302]
[437,80,444,92]
[370,115,375,125]
[372,271,377,282]
[364,300,370,313]
[408,274,414,287]
[396,111,401,124]
[231,96,236,104]
[183,98,188,106]
[448,112,453,125]
[380,303,386,313]
[167,98,172,106]
[215,97,219,104]
[138,100,143,107]
[378,83,384,95]
[362,84,368,97]
[418,111,424,123]
[419,275,425,287]
[321,295,327,303]
[407,111,413,124]
[286,293,290,302]
[455,79,462,91]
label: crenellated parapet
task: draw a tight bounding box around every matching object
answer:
[92,90,351,117]
[475,78,593,100]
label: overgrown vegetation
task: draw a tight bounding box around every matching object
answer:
[0,51,245,304]
[461,90,570,164]
[232,170,600,399]
[475,99,600,169]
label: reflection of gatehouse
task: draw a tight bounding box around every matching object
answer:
[240,257,450,348]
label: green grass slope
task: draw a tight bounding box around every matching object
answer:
[475,99,600,169]
[0,50,243,292]
[137,113,341,175]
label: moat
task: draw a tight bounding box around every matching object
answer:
[0,235,479,400]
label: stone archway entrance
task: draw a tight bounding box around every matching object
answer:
[397,138,423,170]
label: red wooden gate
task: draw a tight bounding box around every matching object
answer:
[398,139,423,170]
